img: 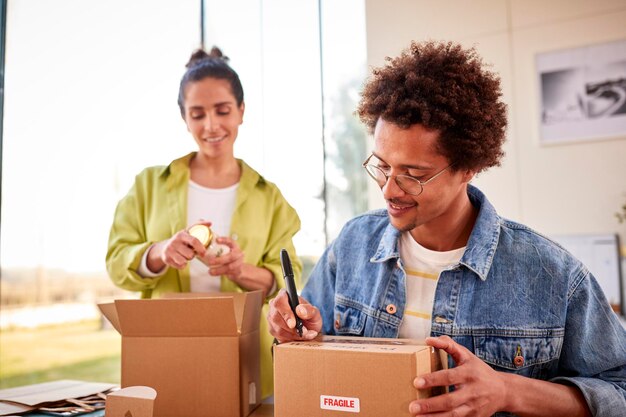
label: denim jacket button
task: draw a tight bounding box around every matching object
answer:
[386,304,397,314]
[514,355,524,368]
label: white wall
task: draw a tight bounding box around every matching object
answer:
[364,0,626,251]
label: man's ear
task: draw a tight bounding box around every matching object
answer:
[462,170,476,184]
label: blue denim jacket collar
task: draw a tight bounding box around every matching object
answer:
[370,184,500,281]
[370,222,401,263]
[461,185,501,281]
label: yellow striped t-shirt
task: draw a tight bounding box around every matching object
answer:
[397,232,465,341]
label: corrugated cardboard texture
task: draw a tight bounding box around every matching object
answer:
[161,291,263,335]
[274,336,445,417]
[123,337,239,417]
[116,298,238,336]
[239,330,261,416]
[249,404,273,417]
[99,291,263,417]
[97,303,121,334]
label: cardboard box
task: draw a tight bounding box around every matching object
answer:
[105,386,156,417]
[99,291,263,417]
[274,336,446,417]
[248,403,274,417]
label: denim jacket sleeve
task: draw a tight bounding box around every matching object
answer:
[301,240,339,336]
[551,268,626,417]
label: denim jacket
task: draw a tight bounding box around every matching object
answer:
[302,185,626,417]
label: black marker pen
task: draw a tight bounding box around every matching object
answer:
[280,248,303,337]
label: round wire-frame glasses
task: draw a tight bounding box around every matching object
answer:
[362,154,453,197]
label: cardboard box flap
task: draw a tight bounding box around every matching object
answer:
[105,386,156,417]
[237,290,263,333]
[107,386,157,400]
[163,291,263,334]
[98,302,122,334]
[115,298,238,336]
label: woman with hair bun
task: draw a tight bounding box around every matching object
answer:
[106,46,301,399]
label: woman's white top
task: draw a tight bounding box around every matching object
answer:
[138,180,238,293]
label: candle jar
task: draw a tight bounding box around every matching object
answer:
[188,224,231,266]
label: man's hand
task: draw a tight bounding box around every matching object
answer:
[409,335,506,417]
[267,289,323,342]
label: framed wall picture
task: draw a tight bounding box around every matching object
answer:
[536,39,626,145]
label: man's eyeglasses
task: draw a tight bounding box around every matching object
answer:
[362,154,453,197]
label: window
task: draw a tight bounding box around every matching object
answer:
[202,0,367,275]
[0,0,367,388]
[0,0,200,387]
[319,0,368,240]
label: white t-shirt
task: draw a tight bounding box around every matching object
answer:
[397,232,465,341]
[186,180,238,292]
[138,180,238,293]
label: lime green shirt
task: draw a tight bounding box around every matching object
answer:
[106,152,302,398]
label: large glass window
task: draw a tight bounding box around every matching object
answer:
[203,0,326,276]
[0,0,200,387]
[319,0,368,240]
[202,0,367,275]
[0,0,366,388]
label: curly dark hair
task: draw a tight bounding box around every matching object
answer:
[357,41,507,173]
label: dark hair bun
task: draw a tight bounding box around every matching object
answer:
[186,46,229,68]
[209,46,229,62]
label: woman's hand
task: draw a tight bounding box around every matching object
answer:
[205,236,245,281]
[146,222,210,272]
[205,236,275,295]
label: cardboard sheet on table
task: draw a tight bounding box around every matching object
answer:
[0,380,116,416]
[17,411,105,417]
[0,400,33,416]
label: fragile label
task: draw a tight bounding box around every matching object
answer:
[320,395,360,413]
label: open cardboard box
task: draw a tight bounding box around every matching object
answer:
[99,291,263,417]
[274,335,447,417]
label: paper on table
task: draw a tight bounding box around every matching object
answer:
[0,380,116,410]
[0,400,34,416]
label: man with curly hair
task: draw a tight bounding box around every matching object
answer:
[268,41,625,416]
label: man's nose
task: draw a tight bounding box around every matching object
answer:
[382,175,405,200]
